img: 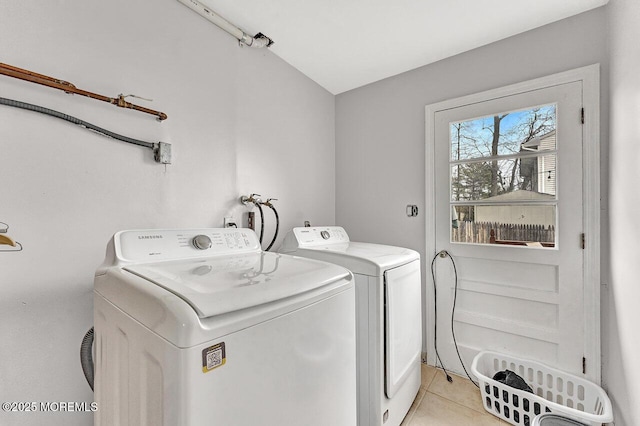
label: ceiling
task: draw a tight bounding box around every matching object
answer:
[195,0,608,95]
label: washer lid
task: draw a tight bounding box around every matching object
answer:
[285,242,418,276]
[124,252,352,318]
[280,226,419,276]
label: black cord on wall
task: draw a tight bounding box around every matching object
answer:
[431,252,453,383]
[431,250,479,388]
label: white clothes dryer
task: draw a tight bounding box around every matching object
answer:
[281,226,422,426]
[94,228,356,426]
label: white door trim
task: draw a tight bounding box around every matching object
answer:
[424,64,601,383]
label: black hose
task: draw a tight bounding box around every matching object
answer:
[80,327,95,391]
[431,252,453,382]
[0,97,154,149]
[255,203,264,245]
[431,251,478,388]
[264,204,279,252]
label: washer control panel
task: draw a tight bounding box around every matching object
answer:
[113,228,261,264]
[282,226,350,250]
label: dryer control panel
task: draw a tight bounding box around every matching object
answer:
[108,228,261,265]
[281,226,350,250]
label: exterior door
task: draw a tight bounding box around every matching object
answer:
[426,73,599,380]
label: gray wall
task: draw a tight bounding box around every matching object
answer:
[336,7,609,248]
[605,0,640,424]
[336,4,618,421]
[0,1,334,425]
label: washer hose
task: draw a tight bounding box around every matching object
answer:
[264,202,279,252]
[255,202,265,245]
[80,327,95,391]
[0,97,154,149]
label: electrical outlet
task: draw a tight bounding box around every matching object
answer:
[247,212,255,231]
[224,216,237,228]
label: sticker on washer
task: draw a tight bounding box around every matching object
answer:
[202,342,226,373]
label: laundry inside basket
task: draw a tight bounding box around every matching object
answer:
[493,370,533,394]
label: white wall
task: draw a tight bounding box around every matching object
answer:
[0,1,334,425]
[605,0,640,424]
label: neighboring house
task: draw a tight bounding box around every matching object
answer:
[519,129,557,196]
[475,189,555,226]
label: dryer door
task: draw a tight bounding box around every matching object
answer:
[384,259,422,398]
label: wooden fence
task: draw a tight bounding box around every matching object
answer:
[452,221,555,246]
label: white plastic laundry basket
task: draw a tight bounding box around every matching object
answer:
[471,351,612,426]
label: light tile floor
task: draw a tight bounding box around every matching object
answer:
[401,364,509,426]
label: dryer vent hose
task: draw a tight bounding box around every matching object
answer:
[80,327,95,391]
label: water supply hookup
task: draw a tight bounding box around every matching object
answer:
[240,194,265,244]
[240,194,280,251]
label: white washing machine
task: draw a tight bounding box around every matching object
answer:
[94,228,356,426]
[281,226,422,426]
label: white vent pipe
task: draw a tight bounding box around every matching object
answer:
[177,0,272,48]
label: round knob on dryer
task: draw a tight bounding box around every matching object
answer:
[321,230,330,240]
[192,234,212,250]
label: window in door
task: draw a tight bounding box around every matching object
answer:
[449,104,558,247]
